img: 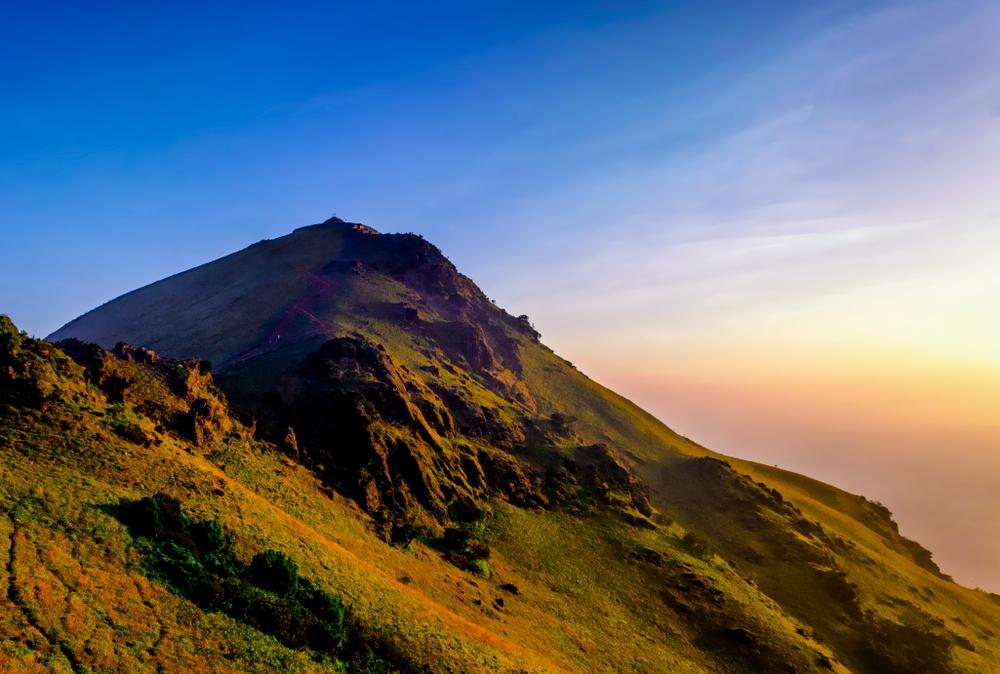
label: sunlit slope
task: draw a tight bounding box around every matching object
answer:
[507,331,1000,674]
[4,317,879,674]
[43,220,1000,673]
[48,222,353,364]
[0,319,575,673]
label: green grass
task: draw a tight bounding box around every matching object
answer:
[20,223,1000,674]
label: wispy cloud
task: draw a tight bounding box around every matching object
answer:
[481,0,1000,368]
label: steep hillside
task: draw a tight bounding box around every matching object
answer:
[22,217,1000,673]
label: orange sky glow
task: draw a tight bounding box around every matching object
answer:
[570,340,1000,591]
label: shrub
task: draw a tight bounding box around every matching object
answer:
[250,549,299,596]
[443,525,472,549]
[682,531,712,557]
[190,519,227,554]
[467,559,491,579]
[243,588,310,648]
[122,493,190,539]
[856,619,953,674]
[106,402,141,430]
[441,520,491,564]
[468,540,491,560]
[651,512,673,527]
[116,496,349,657]
[197,576,243,613]
[147,539,207,594]
[448,495,485,522]
[299,581,346,629]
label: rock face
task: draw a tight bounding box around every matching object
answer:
[2,316,236,468]
[245,334,545,526]
[295,336,451,516]
[438,321,496,371]
[53,337,232,448]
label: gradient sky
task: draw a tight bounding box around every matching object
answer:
[2,1,999,589]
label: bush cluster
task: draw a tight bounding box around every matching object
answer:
[440,510,492,578]
[682,531,713,557]
[106,402,142,431]
[118,494,346,654]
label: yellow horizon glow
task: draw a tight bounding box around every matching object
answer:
[563,336,1000,591]
[570,336,1000,430]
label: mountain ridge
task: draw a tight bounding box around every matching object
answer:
[1,218,995,673]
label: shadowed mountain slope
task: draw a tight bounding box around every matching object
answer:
[20,217,1000,674]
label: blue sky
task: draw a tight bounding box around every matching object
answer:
[2,0,870,332]
[3,0,1000,589]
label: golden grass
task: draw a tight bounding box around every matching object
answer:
[16,224,1000,674]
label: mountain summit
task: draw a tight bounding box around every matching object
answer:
[3,219,994,673]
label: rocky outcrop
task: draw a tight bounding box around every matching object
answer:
[245,335,556,527]
[566,443,653,516]
[437,321,495,371]
[1,316,80,412]
[245,337,481,521]
[56,337,232,445]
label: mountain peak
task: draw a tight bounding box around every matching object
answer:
[294,216,381,235]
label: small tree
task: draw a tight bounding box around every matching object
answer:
[125,493,190,539]
[250,550,299,596]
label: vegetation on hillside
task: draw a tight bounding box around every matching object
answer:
[6,220,1000,673]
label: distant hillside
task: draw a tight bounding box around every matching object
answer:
[6,217,996,673]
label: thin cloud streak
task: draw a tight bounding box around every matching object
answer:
[485,0,1000,365]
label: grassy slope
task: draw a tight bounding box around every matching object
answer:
[195,257,846,673]
[0,324,561,674]
[516,341,1000,667]
[38,223,1000,673]
[2,319,859,674]
[47,227,351,364]
[520,354,1000,672]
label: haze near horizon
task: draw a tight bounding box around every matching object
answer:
[2,1,998,590]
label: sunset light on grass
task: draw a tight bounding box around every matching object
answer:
[3,0,998,601]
